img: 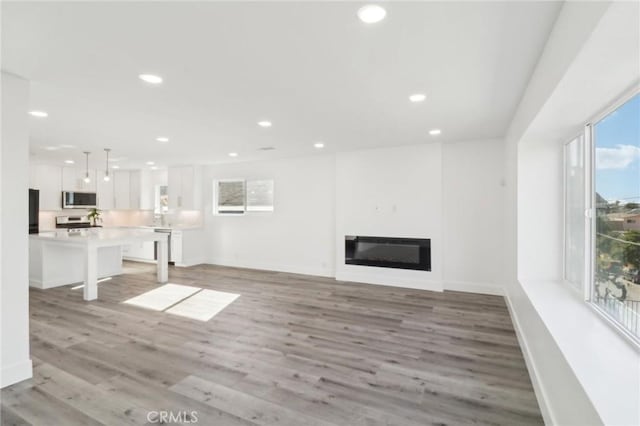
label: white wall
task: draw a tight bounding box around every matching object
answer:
[442,139,505,294]
[202,141,507,296]
[517,139,564,282]
[335,144,443,291]
[203,155,336,277]
[1,72,33,387]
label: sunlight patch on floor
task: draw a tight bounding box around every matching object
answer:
[165,289,240,321]
[122,284,239,321]
[123,283,201,311]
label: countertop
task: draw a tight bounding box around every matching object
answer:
[29,228,169,246]
[116,225,203,231]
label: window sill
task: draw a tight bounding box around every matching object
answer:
[517,279,640,426]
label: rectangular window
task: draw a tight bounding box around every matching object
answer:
[216,180,245,214]
[591,92,640,341]
[564,135,586,290]
[214,179,275,214]
[246,180,274,212]
[154,185,168,214]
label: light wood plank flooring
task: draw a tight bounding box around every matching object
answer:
[1,263,542,426]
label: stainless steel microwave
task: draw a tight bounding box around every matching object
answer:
[62,191,97,209]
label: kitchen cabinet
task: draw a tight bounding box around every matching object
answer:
[119,227,205,266]
[172,229,206,267]
[113,170,131,209]
[28,164,155,212]
[62,167,96,192]
[130,171,141,210]
[97,174,114,210]
[113,170,153,210]
[122,240,155,262]
[29,164,62,211]
[170,231,183,263]
[168,166,202,210]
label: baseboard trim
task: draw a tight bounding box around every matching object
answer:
[444,280,504,296]
[504,291,555,426]
[122,257,157,264]
[336,271,443,292]
[208,258,334,278]
[1,359,32,388]
[177,257,208,268]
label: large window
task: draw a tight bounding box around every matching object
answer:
[214,179,274,214]
[591,92,640,341]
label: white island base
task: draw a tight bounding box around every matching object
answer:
[29,229,168,301]
[30,242,123,290]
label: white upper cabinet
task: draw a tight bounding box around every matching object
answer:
[28,164,159,211]
[138,170,153,210]
[30,164,62,211]
[62,167,96,192]
[113,170,131,209]
[130,170,141,210]
[113,169,153,210]
[96,173,114,210]
[168,166,201,210]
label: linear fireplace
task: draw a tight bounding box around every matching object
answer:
[345,236,431,271]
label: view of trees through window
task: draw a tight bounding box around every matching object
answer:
[215,179,274,214]
[593,93,640,339]
[217,181,245,213]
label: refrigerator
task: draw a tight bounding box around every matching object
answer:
[29,188,39,234]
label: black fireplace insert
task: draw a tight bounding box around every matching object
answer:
[345,236,431,271]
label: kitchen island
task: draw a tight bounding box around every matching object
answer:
[29,228,168,301]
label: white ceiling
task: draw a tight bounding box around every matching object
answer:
[2,1,562,169]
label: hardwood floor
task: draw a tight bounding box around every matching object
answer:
[1,263,543,426]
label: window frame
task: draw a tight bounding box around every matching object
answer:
[214,179,246,215]
[562,133,587,294]
[584,86,640,346]
[213,178,275,216]
[245,179,275,212]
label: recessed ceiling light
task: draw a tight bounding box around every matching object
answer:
[314,142,325,149]
[257,121,272,128]
[29,111,48,118]
[228,152,238,157]
[409,94,426,103]
[150,166,158,170]
[357,5,387,24]
[146,161,155,165]
[429,129,442,136]
[139,74,163,84]
[64,160,75,164]
[44,146,60,151]
[112,165,120,169]
[59,144,75,149]
[156,137,169,142]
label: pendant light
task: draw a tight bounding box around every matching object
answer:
[83,151,91,183]
[103,148,111,181]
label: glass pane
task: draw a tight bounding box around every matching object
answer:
[593,93,640,340]
[246,180,274,212]
[565,136,585,289]
[217,181,245,213]
[155,185,168,214]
